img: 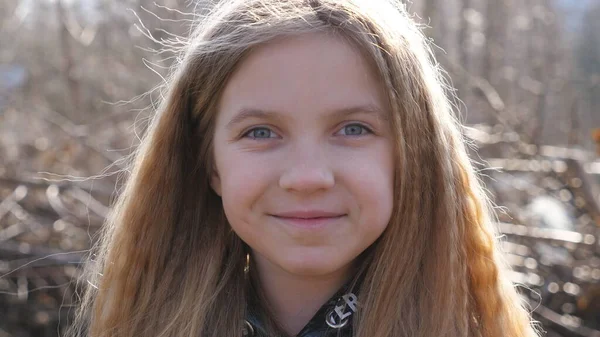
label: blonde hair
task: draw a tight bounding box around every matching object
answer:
[68,0,540,336]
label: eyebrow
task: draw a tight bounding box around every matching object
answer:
[225,104,388,130]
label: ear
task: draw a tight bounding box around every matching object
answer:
[210,167,222,196]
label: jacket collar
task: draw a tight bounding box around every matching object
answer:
[244,283,359,337]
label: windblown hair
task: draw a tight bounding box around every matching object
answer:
[68,0,540,336]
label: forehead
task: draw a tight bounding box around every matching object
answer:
[216,32,389,122]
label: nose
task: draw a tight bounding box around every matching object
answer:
[278,147,335,193]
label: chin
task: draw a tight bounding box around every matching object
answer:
[278,255,353,277]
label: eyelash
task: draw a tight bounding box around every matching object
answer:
[243,126,279,140]
[337,123,373,136]
[241,123,373,140]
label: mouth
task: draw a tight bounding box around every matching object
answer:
[270,211,346,229]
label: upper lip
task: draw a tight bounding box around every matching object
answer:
[272,210,346,219]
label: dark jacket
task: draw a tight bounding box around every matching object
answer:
[243,286,358,337]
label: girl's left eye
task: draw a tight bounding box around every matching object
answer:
[337,123,372,136]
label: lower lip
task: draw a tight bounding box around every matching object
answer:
[272,215,345,229]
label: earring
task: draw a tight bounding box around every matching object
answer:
[244,253,250,274]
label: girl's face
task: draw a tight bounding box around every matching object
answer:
[212,32,394,279]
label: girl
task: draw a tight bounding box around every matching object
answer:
[69,0,540,336]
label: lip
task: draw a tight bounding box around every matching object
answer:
[270,210,346,229]
[274,210,346,218]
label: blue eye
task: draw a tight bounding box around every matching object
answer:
[244,127,277,139]
[339,124,371,136]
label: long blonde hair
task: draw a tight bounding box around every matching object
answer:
[68,1,540,336]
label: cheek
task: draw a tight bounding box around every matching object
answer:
[362,169,394,229]
[216,150,276,217]
[340,144,395,228]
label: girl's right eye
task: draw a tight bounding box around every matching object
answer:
[243,127,279,139]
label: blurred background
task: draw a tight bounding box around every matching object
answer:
[0,0,599,336]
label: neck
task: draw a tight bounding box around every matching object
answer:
[251,253,354,336]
